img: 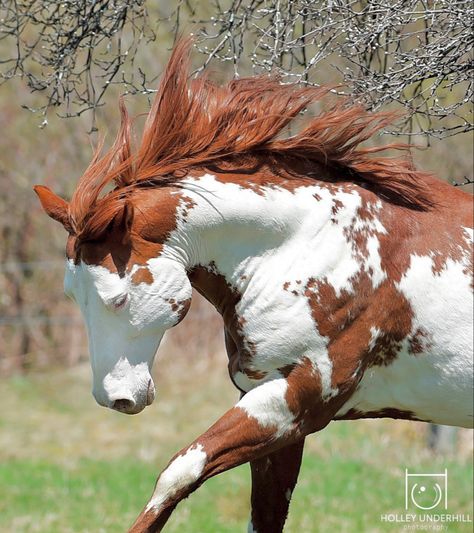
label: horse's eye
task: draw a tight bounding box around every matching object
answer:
[112,294,128,310]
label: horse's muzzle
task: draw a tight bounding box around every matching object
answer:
[94,373,156,415]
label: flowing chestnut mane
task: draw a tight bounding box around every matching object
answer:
[69,38,433,242]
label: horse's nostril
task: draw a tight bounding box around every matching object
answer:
[146,379,155,405]
[111,398,135,412]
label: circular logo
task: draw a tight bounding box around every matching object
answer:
[410,483,443,510]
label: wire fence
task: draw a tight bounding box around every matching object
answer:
[0,258,224,374]
[0,260,64,273]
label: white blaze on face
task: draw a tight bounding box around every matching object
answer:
[64,256,192,413]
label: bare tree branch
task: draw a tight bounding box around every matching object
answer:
[0,1,472,138]
[0,0,153,125]
[189,0,473,139]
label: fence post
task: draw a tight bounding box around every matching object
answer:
[428,424,457,454]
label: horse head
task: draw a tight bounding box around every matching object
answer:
[34,185,191,414]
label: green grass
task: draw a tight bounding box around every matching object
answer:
[0,363,472,532]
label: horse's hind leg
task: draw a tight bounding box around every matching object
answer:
[249,438,305,533]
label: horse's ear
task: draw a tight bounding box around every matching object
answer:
[34,185,73,233]
[111,200,134,243]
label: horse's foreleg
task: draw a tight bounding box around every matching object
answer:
[249,438,305,533]
[128,375,329,533]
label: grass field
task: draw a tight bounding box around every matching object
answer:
[0,357,472,533]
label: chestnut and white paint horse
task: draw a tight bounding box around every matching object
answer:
[35,41,473,533]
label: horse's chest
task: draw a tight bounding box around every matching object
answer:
[229,271,355,395]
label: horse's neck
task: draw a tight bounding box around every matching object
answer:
[176,172,367,305]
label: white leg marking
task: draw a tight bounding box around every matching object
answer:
[146,444,207,512]
[247,519,257,533]
[237,379,295,437]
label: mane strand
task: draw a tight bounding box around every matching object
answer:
[70,38,434,240]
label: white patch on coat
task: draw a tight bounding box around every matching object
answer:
[337,252,474,427]
[285,488,292,501]
[129,257,192,330]
[368,326,381,352]
[363,235,387,287]
[237,379,295,437]
[164,174,387,398]
[247,520,257,533]
[146,444,207,512]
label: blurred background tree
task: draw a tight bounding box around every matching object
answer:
[0,0,472,373]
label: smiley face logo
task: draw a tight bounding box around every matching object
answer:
[405,469,448,511]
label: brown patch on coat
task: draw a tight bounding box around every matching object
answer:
[335,407,425,422]
[176,298,192,323]
[331,198,344,223]
[131,267,154,285]
[342,193,384,263]
[368,333,403,367]
[189,264,269,385]
[243,368,268,380]
[278,363,297,378]
[332,199,344,216]
[235,316,261,377]
[282,357,359,435]
[179,195,197,222]
[69,187,181,275]
[166,297,192,324]
[408,327,432,355]
[167,298,179,313]
[304,270,414,388]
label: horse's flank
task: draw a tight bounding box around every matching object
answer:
[68,38,435,245]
